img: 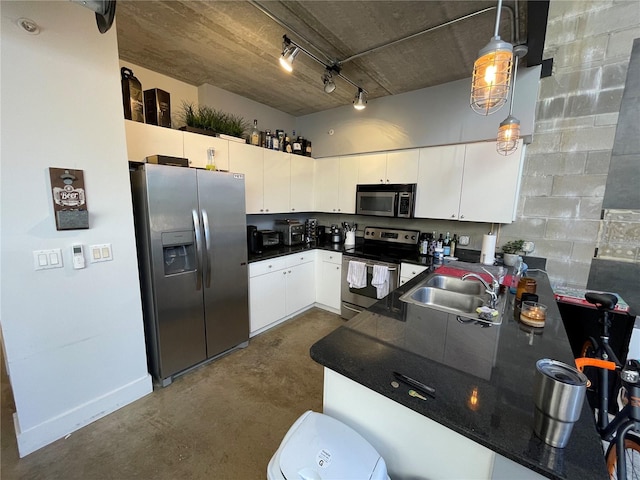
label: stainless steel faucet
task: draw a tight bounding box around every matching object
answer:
[462,269,499,308]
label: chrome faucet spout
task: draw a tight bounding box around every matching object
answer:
[462,272,499,308]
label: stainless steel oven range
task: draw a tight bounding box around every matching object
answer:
[341,226,420,319]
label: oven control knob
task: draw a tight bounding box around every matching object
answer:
[411,235,416,240]
[405,235,409,239]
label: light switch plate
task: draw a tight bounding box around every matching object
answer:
[33,249,63,270]
[90,243,113,263]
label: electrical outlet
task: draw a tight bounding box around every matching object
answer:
[522,241,535,253]
[458,235,470,246]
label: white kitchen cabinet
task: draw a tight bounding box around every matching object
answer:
[357,150,419,184]
[285,254,316,314]
[399,262,429,286]
[415,141,523,223]
[314,156,340,212]
[124,120,184,162]
[263,149,290,213]
[459,140,524,223]
[357,152,387,184]
[338,156,360,214]
[415,144,466,220]
[386,149,420,184]
[249,258,288,335]
[248,253,315,336]
[316,250,342,311]
[182,130,229,171]
[290,155,315,212]
[229,142,265,214]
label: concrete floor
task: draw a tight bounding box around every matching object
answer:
[1,308,344,479]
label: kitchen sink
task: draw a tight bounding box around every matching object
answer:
[425,275,485,295]
[399,271,507,324]
[401,286,486,315]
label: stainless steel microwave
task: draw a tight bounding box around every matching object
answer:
[355,184,416,218]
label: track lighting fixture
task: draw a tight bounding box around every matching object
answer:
[279,41,300,73]
[322,69,337,94]
[353,88,367,110]
[470,0,513,115]
[277,34,366,109]
[496,45,527,155]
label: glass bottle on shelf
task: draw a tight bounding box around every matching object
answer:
[250,119,260,146]
[443,232,451,256]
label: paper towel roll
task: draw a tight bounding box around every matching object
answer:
[481,234,497,265]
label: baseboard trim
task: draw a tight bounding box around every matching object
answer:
[15,373,152,457]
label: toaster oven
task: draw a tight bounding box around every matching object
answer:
[274,221,305,246]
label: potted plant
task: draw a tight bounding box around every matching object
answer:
[178,101,249,140]
[502,240,525,266]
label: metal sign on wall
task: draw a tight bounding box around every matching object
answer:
[49,167,89,230]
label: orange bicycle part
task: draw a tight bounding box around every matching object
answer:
[575,357,617,388]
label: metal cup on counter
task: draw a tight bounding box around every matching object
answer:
[533,359,587,448]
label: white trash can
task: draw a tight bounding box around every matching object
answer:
[267,410,390,480]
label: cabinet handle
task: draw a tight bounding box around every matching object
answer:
[268,265,272,268]
[380,179,384,183]
[338,208,341,212]
[451,214,455,218]
[291,208,295,211]
[336,266,339,270]
[288,270,291,273]
[283,271,286,275]
[460,215,464,219]
[266,208,269,212]
[260,209,264,212]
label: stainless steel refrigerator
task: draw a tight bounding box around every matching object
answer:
[130,163,249,386]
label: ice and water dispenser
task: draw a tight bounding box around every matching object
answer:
[161,231,196,275]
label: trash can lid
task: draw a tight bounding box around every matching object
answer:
[278,411,387,480]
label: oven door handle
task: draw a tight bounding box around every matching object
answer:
[362,264,397,271]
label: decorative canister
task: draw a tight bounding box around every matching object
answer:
[516,278,537,305]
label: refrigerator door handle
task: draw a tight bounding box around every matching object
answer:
[192,209,203,291]
[201,209,212,288]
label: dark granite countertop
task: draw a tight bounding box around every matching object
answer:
[309,267,608,480]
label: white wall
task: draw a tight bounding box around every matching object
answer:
[1,1,152,456]
[118,60,199,129]
[297,66,541,158]
[198,83,295,136]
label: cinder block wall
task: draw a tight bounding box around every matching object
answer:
[502,0,640,289]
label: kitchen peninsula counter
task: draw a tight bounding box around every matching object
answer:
[309,268,607,479]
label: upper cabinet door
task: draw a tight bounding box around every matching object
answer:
[125,120,184,162]
[314,156,340,213]
[183,131,229,171]
[290,155,314,213]
[386,149,419,184]
[415,145,465,220]
[459,140,524,223]
[263,149,290,214]
[338,156,360,214]
[229,142,264,214]
[357,153,387,184]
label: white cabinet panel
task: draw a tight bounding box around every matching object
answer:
[386,149,419,184]
[314,156,340,212]
[316,250,342,310]
[415,145,465,220]
[124,120,183,162]
[183,131,229,171]
[249,268,286,334]
[263,149,290,213]
[338,156,360,214]
[399,262,429,286]
[357,153,387,184]
[229,142,264,214]
[290,155,314,212]
[287,261,316,314]
[459,140,524,223]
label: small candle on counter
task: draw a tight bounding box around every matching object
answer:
[520,301,547,328]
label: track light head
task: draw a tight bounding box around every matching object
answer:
[353,88,367,110]
[279,44,300,72]
[322,70,336,94]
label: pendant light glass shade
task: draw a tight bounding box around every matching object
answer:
[496,115,520,155]
[279,45,299,72]
[470,36,513,115]
[353,88,367,110]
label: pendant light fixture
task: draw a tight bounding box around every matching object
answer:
[496,45,527,155]
[470,0,513,115]
[353,88,367,110]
